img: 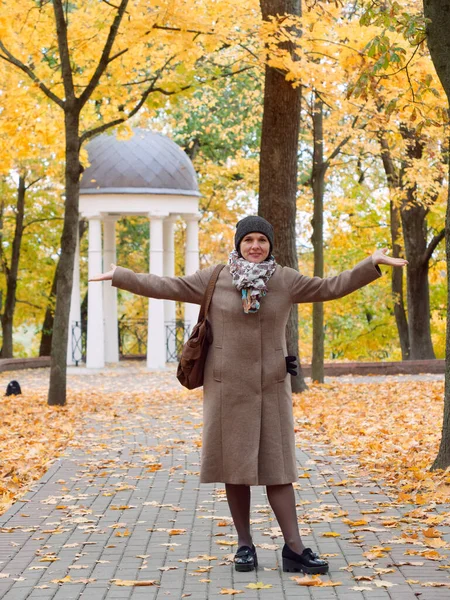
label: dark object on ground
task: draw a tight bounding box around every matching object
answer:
[5,380,22,396]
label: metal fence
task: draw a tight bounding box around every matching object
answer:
[71,318,191,364]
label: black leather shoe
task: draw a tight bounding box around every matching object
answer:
[234,544,258,572]
[282,544,329,574]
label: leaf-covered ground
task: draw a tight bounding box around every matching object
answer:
[2,375,450,596]
[292,379,450,507]
[2,377,448,516]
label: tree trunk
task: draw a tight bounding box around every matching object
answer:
[423,0,450,469]
[390,199,410,359]
[311,97,325,383]
[432,187,450,470]
[258,0,307,392]
[378,134,410,358]
[39,219,87,356]
[39,273,57,356]
[402,208,435,359]
[400,127,435,359]
[0,199,4,321]
[0,175,26,358]
[47,112,81,406]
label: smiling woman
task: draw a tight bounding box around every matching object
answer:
[239,233,271,262]
[89,214,407,575]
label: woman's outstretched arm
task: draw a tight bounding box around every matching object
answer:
[287,248,407,304]
[89,263,217,305]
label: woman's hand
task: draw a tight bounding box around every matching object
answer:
[88,263,117,282]
[372,248,408,267]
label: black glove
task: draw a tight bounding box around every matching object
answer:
[285,355,298,376]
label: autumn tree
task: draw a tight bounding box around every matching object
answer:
[0,59,65,358]
[0,0,258,405]
[258,0,307,392]
[422,0,450,469]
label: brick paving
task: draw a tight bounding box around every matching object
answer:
[0,365,448,600]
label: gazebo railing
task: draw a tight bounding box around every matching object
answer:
[71,318,191,364]
[118,317,148,357]
[71,320,85,366]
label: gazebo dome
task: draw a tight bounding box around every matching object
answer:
[80,128,200,197]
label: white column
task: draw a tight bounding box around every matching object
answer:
[67,221,81,365]
[163,217,177,360]
[103,217,119,363]
[147,215,166,369]
[86,217,105,368]
[184,214,201,331]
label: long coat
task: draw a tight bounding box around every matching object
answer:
[112,256,381,486]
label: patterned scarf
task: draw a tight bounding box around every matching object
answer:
[228,249,277,313]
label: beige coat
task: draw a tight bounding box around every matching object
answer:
[112,256,381,486]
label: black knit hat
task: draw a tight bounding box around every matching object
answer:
[235,216,274,256]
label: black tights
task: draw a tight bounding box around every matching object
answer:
[224,483,305,554]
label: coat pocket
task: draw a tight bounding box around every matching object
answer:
[276,348,287,382]
[213,347,222,382]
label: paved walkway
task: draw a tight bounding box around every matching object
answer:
[0,366,448,599]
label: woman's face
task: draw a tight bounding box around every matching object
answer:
[239,232,271,263]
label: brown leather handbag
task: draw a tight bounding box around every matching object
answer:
[176,265,225,389]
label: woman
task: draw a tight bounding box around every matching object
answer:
[90,215,407,575]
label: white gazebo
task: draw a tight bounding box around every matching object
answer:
[67,128,201,369]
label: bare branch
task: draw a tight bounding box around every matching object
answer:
[16,298,42,310]
[52,0,75,102]
[151,24,215,36]
[78,0,130,107]
[25,177,43,191]
[102,0,122,8]
[325,113,363,165]
[0,41,64,107]
[22,217,64,232]
[107,48,129,64]
[422,228,445,265]
[81,57,254,144]
[80,118,126,144]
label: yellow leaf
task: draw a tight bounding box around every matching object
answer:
[51,575,72,584]
[290,575,341,587]
[246,582,272,589]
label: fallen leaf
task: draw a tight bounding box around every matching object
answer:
[215,540,237,546]
[246,582,272,589]
[350,586,373,591]
[111,579,159,586]
[290,575,341,587]
[51,575,72,584]
[373,580,396,588]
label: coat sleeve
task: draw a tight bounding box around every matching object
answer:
[286,256,382,304]
[111,264,216,304]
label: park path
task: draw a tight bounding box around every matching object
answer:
[0,364,448,600]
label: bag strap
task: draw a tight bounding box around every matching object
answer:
[197,264,225,323]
